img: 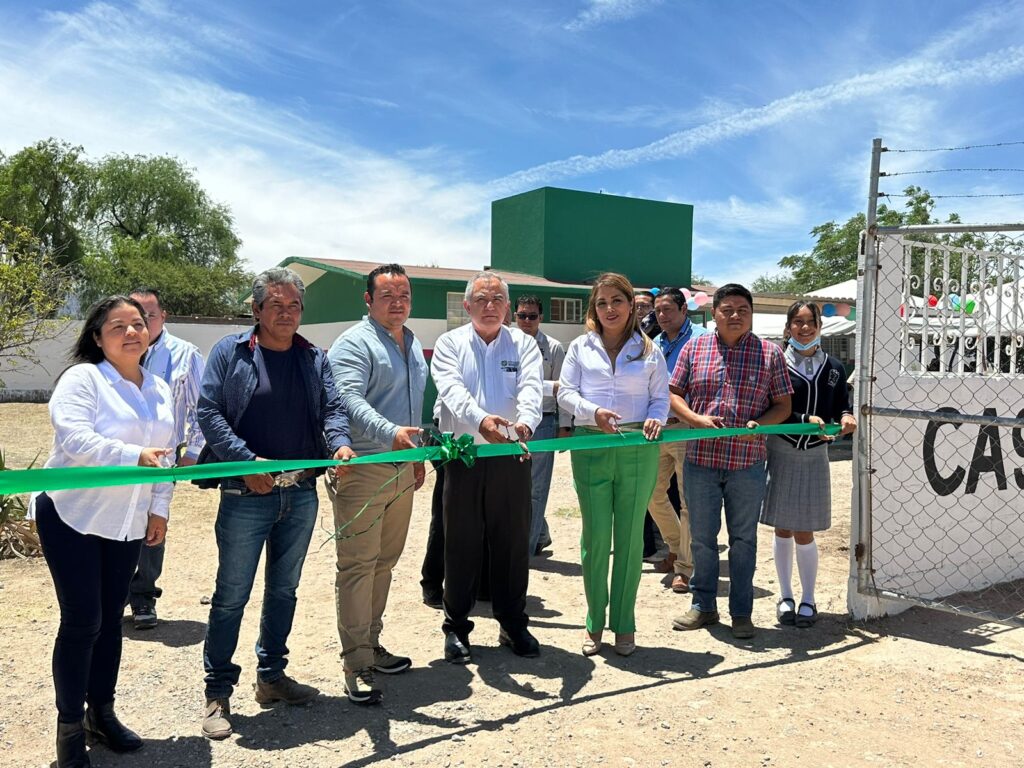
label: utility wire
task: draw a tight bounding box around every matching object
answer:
[885,140,1024,153]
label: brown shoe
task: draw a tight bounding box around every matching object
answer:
[654,552,677,573]
[671,573,690,593]
[202,698,232,740]
[731,616,756,639]
[254,674,318,706]
[672,608,720,631]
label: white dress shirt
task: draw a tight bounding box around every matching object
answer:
[557,331,670,426]
[39,361,176,541]
[143,329,206,460]
[431,323,543,445]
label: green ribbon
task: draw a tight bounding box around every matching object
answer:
[0,423,841,495]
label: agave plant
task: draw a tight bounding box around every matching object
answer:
[0,450,42,559]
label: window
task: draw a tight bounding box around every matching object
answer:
[549,297,583,324]
[446,292,469,330]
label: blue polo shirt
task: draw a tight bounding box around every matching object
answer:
[655,317,709,374]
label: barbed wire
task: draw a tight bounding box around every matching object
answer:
[882,168,1024,177]
[882,191,1024,199]
[885,140,1024,153]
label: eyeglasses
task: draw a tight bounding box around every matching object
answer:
[516,312,539,321]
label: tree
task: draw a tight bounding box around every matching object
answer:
[0,139,93,271]
[0,220,73,384]
[755,187,984,293]
[751,272,801,293]
[81,153,250,316]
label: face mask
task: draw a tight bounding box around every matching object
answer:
[789,335,820,351]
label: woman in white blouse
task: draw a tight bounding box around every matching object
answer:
[35,296,174,768]
[558,273,669,657]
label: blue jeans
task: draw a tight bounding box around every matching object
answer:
[528,413,557,555]
[683,461,767,617]
[203,478,318,700]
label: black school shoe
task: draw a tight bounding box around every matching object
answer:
[444,632,472,664]
[498,627,540,657]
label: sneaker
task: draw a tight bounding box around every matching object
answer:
[132,607,158,631]
[202,698,232,740]
[344,667,383,706]
[731,616,756,639]
[373,645,411,674]
[671,608,720,631]
[253,674,319,706]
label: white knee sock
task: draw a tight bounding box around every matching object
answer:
[795,540,818,611]
[773,535,794,601]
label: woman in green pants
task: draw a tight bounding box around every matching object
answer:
[557,273,669,656]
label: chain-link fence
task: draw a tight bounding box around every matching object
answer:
[859,232,1024,626]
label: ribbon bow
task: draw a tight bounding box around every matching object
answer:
[435,432,478,467]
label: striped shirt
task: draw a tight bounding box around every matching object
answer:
[143,330,206,460]
[670,331,792,470]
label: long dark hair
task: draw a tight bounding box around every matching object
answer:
[71,295,148,365]
[782,301,822,348]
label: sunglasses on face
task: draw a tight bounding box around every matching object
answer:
[516,312,539,321]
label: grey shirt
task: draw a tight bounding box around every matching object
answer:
[535,331,571,427]
[327,316,428,456]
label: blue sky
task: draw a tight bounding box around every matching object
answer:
[2,0,1024,286]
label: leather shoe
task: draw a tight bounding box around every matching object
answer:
[671,573,690,594]
[444,631,471,664]
[84,702,143,753]
[498,627,540,658]
[56,719,90,768]
[672,608,720,631]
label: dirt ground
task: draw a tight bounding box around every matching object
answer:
[1,402,1022,768]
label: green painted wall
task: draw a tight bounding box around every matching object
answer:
[491,186,693,289]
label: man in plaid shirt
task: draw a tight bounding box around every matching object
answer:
[667,284,792,639]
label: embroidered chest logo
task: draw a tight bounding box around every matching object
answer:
[827,370,840,388]
[500,359,519,373]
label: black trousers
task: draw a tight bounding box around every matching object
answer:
[421,459,490,600]
[420,460,447,596]
[36,493,143,722]
[442,455,531,638]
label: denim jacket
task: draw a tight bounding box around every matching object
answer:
[197,326,351,464]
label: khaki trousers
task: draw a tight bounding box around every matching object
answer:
[327,463,415,671]
[647,425,693,576]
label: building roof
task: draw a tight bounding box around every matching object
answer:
[805,278,857,302]
[284,257,594,291]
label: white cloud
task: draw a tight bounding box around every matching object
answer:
[564,0,664,32]
[0,2,490,272]
[491,41,1024,194]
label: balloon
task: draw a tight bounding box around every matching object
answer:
[950,293,961,309]
[835,303,851,317]
[693,291,709,307]
[682,288,692,301]
[848,307,857,321]
[822,303,836,317]
[898,304,905,318]
[650,287,660,296]
[965,299,976,315]
[927,294,938,308]
[686,299,699,311]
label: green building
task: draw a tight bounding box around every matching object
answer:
[267,187,696,421]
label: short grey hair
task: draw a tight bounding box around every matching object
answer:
[464,271,510,303]
[252,267,305,307]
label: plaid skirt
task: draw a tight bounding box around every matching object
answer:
[759,435,832,532]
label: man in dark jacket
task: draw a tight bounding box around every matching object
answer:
[197,267,354,741]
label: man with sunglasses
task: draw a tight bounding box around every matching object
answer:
[514,296,571,558]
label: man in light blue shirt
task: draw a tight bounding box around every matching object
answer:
[127,287,206,631]
[649,288,709,593]
[326,263,428,706]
